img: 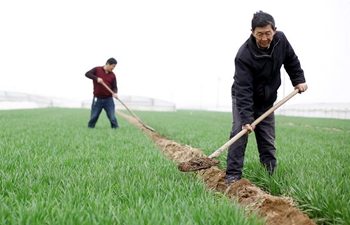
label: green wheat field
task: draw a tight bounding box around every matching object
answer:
[1,108,349,225]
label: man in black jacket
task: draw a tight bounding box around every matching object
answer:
[226,11,308,184]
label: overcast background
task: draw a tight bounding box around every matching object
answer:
[1,0,349,109]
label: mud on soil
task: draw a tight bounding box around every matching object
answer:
[117,111,316,225]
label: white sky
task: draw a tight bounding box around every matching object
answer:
[1,0,349,109]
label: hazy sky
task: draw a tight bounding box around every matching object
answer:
[1,0,349,109]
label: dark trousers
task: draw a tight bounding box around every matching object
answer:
[88,97,118,128]
[226,96,276,178]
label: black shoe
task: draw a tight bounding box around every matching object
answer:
[225,175,241,184]
[264,163,276,176]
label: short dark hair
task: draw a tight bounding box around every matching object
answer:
[251,10,275,31]
[106,57,117,65]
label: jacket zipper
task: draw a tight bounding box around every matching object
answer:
[254,38,280,58]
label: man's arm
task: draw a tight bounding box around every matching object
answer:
[85,67,98,80]
[282,36,308,93]
[283,35,306,86]
[112,78,118,99]
[234,57,255,126]
[112,78,118,94]
[86,67,103,83]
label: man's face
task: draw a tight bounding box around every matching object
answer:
[251,25,276,49]
[105,63,116,72]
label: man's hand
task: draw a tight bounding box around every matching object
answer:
[242,124,256,134]
[113,93,118,99]
[295,83,308,93]
[97,78,103,83]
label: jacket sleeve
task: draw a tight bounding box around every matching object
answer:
[234,57,255,125]
[112,77,118,93]
[85,67,98,80]
[283,35,306,86]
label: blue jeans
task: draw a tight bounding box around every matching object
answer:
[226,96,276,178]
[88,97,118,128]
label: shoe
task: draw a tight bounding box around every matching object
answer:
[263,163,276,176]
[225,175,241,184]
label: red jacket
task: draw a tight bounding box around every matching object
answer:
[85,66,118,98]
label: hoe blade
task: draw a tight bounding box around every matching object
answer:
[178,157,220,172]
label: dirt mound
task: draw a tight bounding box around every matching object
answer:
[117,111,316,225]
[177,157,220,172]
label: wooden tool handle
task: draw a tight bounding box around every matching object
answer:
[100,81,156,132]
[208,89,299,159]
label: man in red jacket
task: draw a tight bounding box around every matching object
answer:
[85,58,119,129]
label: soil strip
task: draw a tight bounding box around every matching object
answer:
[117,111,316,225]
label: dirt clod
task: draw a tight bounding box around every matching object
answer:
[177,157,220,172]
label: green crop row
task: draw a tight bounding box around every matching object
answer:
[134,110,350,225]
[0,108,264,225]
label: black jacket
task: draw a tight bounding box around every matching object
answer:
[231,31,305,125]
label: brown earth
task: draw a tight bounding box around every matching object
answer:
[117,111,316,225]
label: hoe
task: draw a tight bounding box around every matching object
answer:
[101,82,156,132]
[178,89,300,172]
